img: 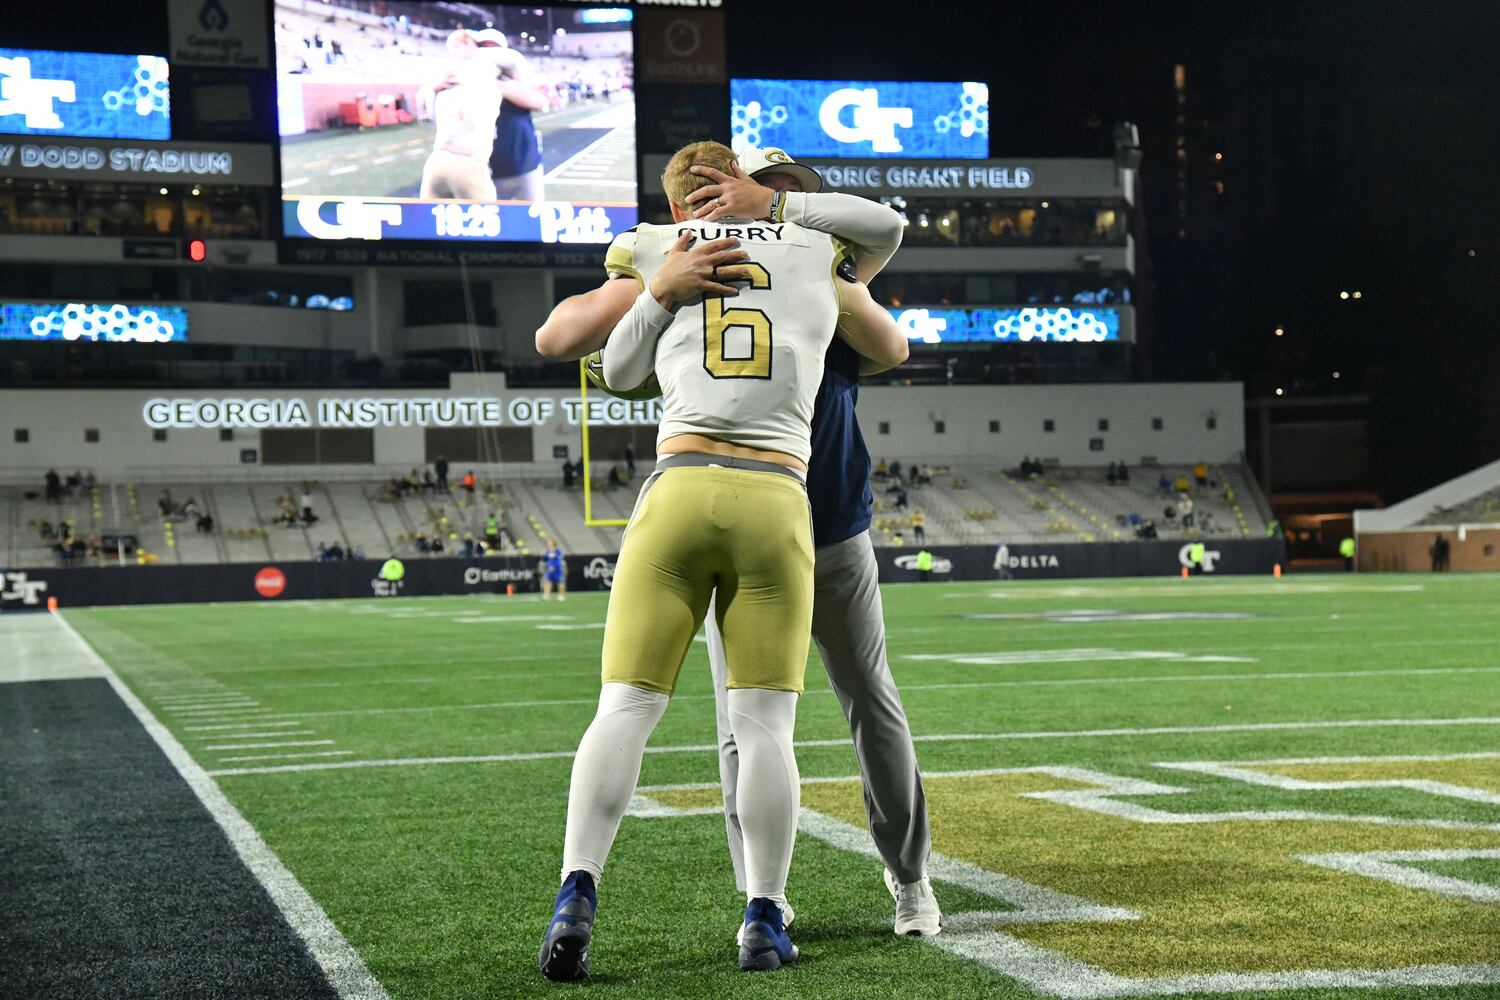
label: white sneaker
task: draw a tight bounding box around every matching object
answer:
[884,869,942,937]
[735,899,795,946]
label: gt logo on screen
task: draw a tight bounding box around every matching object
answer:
[818,87,912,153]
[0,56,76,130]
[893,308,948,344]
[294,199,402,241]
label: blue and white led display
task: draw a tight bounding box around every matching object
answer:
[0,48,170,140]
[891,306,1120,345]
[2,303,188,343]
[731,79,987,159]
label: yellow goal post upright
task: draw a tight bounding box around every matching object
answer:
[578,358,630,527]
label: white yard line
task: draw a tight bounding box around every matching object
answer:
[215,750,356,763]
[1297,849,1500,903]
[191,731,316,740]
[205,740,337,751]
[183,719,306,731]
[205,716,1500,777]
[50,613,388,1000]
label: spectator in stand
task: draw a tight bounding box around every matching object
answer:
[416,532,431,553]
[1158,472,1172,494]
[874,458,889,479]
[461,470,477,494]
[158,489,176,517]
[276,498,298,526]
[1193,462,1209,487]
[895,485,909,510]
[197,511,214,534]
[1174,473,1191,493]
[1178,494,1195,529]
[82,470,96,489]
[461,534,477,559]
[300,489,317,525]
[181,497,201,521]
[1106,462,1119,485]
[1117,462,1130,484]
[423,470,437,493]
[889,460,903,483]
[1137,519,1158,539]
[624,441,636,478]
[914,464,932,487]
[45,469,62,502]
[562,458,576,489]
[485,512,501,549]
[607,464,626,489]
[911,508,926,543]
[435,454,450,492]
[66,470,83,495]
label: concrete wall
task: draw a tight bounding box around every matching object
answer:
[1354,457,1500,531]
[0,379,1246,481]
[1357,527,1500,573]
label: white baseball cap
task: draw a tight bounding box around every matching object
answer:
[736,146,822,193]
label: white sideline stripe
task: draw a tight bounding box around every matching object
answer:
[204,717,1500,777]
[216,750,356,763]
[155,693,242,702]
[184,719,305,731]
[50,613,388,1000]
[205,740,337,751]
[1297,849,1500,903]
[328,164,358,175]
[163,702,260,712]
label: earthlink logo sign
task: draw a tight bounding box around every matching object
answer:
[254,566,286,598]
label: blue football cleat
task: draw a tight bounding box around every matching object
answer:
[737,896,799,972]
[538,871,596,982]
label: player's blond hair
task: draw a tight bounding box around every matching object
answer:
[661,140,736,213]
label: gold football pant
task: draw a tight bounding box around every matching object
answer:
[601,462,814,695]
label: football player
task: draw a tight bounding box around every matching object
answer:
[535,140,908,980]
[537,147,941,940]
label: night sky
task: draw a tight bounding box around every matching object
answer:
[8,0,1499,499]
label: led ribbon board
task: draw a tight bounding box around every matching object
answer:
[2,303,188,343]
[0,48,170,140]
[891,306,1120,344]
[731,79,987,158]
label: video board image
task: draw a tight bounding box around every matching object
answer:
[275,2,636,244]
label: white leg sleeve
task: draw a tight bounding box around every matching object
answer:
[705,591,749,892]
[560,681,670,883]
[727,688,800,900]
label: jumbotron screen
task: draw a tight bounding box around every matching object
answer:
[274,2,636,246]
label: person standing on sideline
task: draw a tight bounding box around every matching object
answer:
[915,548,935,581]
[299,488,317,525]
[1187,540,1206,575]
[1430,533,1450,572]
[540,539,566,600]
[994,539,1011,580]
[1339,536,1356,572]
[435,454,450,492]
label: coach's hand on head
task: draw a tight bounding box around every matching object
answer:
[686,162,776,222]
[647,233,752,311]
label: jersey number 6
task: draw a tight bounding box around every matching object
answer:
[703,262,772,379]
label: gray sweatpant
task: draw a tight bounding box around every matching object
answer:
[706,529,931,887]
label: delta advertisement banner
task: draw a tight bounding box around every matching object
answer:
[3,540,1285,609]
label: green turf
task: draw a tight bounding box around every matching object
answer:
[64,573,1500,999]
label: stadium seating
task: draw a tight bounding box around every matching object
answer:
[3,463,1273,567]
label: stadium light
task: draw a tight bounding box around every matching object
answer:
[1339,291,1349,299]
[1274,327,1284,337]
[1352,291,1362,299]
[1275,387,1285,396]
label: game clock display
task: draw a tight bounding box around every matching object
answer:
[274,1,637,247]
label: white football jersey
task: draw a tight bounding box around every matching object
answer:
[604,219,851,464]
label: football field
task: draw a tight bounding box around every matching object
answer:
[24,574,1500,998]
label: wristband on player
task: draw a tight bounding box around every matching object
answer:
[769,190,785,223]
